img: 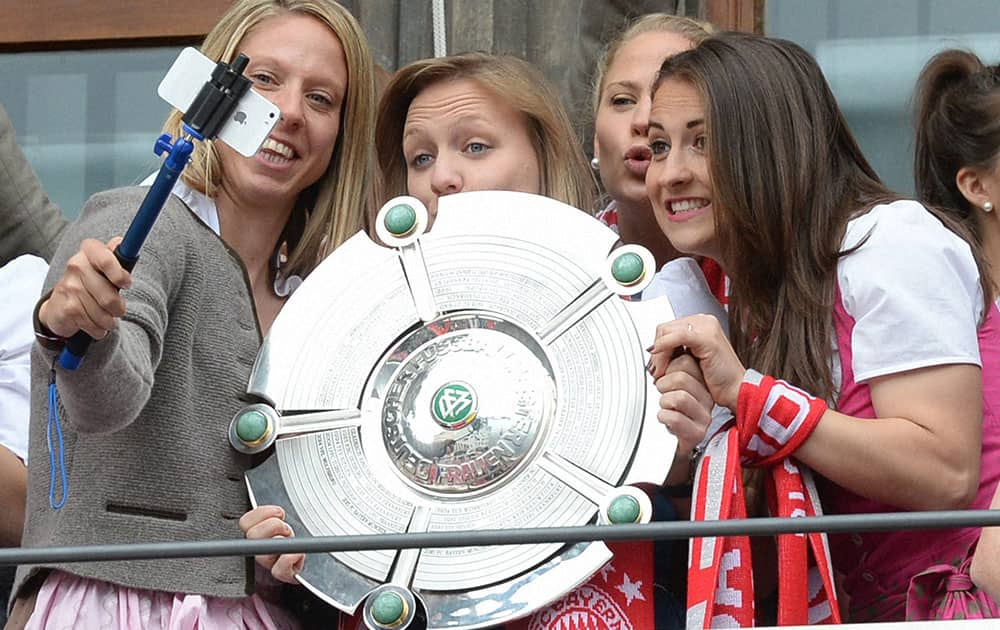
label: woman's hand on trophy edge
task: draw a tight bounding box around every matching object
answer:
[240,505,304,584]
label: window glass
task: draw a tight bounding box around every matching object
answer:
[0,47,183,218]
[766,0,1000,194]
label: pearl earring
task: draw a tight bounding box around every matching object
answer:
[985,201,994,212]
[590,157,600,171]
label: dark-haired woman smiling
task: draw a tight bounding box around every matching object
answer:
[647,32,1000,623]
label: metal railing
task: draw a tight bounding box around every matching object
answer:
[3,509,1000,567]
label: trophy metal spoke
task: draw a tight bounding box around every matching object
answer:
[374,196,438,323]
[230,405,363,454]
[276,408,363,437]
[535,451,614,504]
[537,451,652,526]
[399,242,440,323]
[357,507,430,628]
[388,505,432,587]
[536,244,659,346]
[535,279,612,345]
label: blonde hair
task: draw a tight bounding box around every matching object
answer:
[375,52,595,212]
[365,64,395,233]
[163,0,375,279]
[591,13,715,117]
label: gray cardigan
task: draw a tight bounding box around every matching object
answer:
[16,187,262,599]
[0,102,67,265]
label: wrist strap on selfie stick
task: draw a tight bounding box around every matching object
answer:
[47,54,253,511]
[58,54,252,370]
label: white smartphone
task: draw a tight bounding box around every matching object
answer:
[157,47,280,157]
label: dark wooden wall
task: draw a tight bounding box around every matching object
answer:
[0,0,760,151]
[0,1,232,49]
[0,0,760,53]
[341,0,686,145]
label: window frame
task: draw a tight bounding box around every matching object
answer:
[703,0,763,33]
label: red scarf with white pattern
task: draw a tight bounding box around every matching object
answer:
[687,371,841,627]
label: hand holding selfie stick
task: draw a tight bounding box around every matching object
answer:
[58,54,253,370]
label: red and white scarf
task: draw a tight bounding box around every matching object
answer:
[687,370,841,627]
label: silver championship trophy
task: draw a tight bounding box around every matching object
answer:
[228,191,678,629]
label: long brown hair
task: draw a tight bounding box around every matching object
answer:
[653,33,900,399]
[914,49,1000,239]
[375,52,595,212]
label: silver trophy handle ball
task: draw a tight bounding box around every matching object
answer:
[230,191,678,629]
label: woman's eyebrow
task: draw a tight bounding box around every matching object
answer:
[647,118,705,132]
[604,80,642,93]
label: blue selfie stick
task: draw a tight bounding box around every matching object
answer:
[58,54,253,370]
[57,135,195,369]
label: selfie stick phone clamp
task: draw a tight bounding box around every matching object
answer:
[58,54,253,370]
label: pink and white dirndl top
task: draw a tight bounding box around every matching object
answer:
[822,200,1000,622]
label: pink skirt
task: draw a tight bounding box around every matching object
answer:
[25,570,299,629]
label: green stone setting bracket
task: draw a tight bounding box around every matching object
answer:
[606,494,642,524]
[371,590,406,626]
[384,203,418,237]
[235,409,270,446]
[611,252,645,286]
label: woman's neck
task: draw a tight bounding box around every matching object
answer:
[981,213,1000,301]
[216,188,291,275]
[614,198,683,268]
[214,187,294,334]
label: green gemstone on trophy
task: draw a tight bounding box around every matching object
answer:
[235,410,269,444]
[607,495,641,524]
[371,591,405,625]
[431,382,477,428]
[384,203,417,236]
[611,252,644,285]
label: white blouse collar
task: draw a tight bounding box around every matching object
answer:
[141,174,302,297]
